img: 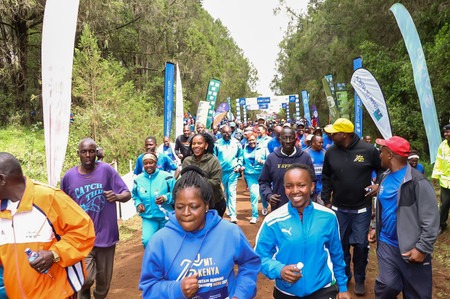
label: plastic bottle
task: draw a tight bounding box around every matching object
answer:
[282,262,304,288]
[24,248,48,274]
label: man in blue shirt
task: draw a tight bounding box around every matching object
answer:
[134,136,179,177]
[369,136,439,298]
[214,125,243,223]
[305,135,325,205]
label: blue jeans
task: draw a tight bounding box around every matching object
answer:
[334,206,372,282]
[223,170,238,217]
[245,173,260,218]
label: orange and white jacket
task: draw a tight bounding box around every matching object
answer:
[0,177,95,299]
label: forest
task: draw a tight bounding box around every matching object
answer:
[0,0,449,176]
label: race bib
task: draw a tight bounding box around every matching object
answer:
[192,286,229,299]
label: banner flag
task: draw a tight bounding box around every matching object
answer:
[42,0,80,186]
[322,77,339,123]
[294,95,300,122]
[336,83,350,119]
[351,68,392,139]
[236,98,241,123]
[175,63,184,139]
[390,3,440,163]
[353,57,363,137]
[205,79,221,129]
[163,62,175,137]
[311,105,319,127]
[196,101,210,129]
[227,97,234,121]
[213,102,229,128]
[301,91,311,125]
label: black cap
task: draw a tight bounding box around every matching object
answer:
[444,124,450,130]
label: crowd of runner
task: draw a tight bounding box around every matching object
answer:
[0,116,447,299]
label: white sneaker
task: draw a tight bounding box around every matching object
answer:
[230,216,238,224]
[262,208,268,216]
[250,217,258,224]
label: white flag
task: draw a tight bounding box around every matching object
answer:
[351,68,392,139]
[42,0,80,186]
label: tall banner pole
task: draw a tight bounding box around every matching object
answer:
[243,104,247,125]
[353,57,363,137]
[286,102,290,122]
[236,98,241,123]
[390,3,440,163]
[322,77,340,123]
[42,0,80,186]
[175,63,184,139]
[295,94,301,122]
[163,62,175,138]
[205,79,221,129]
[300,91,311,126]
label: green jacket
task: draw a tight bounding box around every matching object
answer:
[432,140,450,188]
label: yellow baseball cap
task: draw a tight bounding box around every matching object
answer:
[324,118,354,133]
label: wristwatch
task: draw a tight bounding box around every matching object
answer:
[52,250,61,263]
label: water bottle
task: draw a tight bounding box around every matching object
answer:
[24,248,48,274]
[282,262,304,288]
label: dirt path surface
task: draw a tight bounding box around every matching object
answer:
[109,178,450,298]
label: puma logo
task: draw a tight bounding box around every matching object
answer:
[281,227,292,236]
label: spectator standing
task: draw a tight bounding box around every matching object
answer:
[432,123,450,234]
[322,118,382,295]
[0,152,95,299]
[369,136,439,298]
[259,126,314,212]
[255,164,350,299]
[257,124,272,148]
[61,138,131,299]
[96,147,105,161]
[132,153,175,247]
[214,125,243,223]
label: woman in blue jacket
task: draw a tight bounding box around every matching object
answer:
[255,164,350,299]
[242,132,267,224]
[132,153,175,247]
[139,165,261,299]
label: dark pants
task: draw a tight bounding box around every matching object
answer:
[334,207,371,283]
[440,186,450,229]
[273,285,339,299]
[375,241,432,299]
[79,245,116,299]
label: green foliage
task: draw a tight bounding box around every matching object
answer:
[274,0,450,162]
[0,126,47,182]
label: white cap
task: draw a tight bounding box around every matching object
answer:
[296,262,304,270]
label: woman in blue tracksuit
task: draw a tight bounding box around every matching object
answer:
[139,165,260,299]
[132,153,175,247]
[255,164,350,299]
[242,132,267,224]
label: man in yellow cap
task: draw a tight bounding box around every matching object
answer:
[322,118,382,296]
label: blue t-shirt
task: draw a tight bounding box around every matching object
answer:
[378,166,407,248]
[306,148,325,194]
[415,163,425,174]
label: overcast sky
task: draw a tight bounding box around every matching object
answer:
[202,0,309,96]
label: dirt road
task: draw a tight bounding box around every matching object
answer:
[108,178,450,298]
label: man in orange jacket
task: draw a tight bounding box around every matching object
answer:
[0,152,95,299]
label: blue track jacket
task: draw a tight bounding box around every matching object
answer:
[214,137,243,172]
[132,169,175,219]
[139,210,261,299]
[255,201,348,297]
